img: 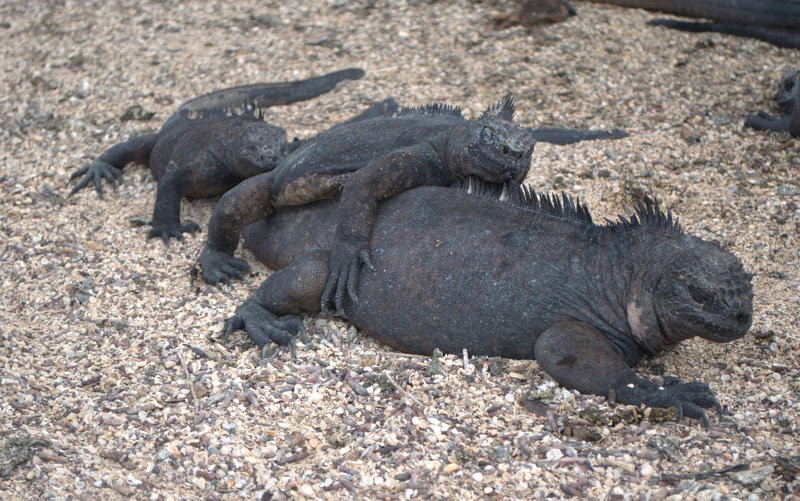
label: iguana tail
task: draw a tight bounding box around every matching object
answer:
[648,20,800,49]
[528,127,629,145]
[588,0,800,30]
[178,68,365,112]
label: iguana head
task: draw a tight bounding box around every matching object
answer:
[776,68,800,115]
[447,97,536,183]
[239,122,289,173]
[652,237,753,345]
[619,203,752,352]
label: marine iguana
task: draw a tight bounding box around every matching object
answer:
[68,68,370,242]
[224,179,753,425]
[589,0,800,48]
[193,97,629,292]
[745,68,800,138]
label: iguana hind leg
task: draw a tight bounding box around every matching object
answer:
[534,321,720,426]
[224,250,328,356]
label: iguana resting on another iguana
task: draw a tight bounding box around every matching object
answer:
[68,68,374,242]
[193,97,629,301]
[589,0,800,48]
[224,179,753,425]
[745,68,800,138]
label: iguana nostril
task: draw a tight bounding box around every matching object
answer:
[733,310,750,324]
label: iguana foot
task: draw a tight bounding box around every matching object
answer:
[223,299,308,357]
[68,160,122,198]
[744,111,779,130]
[147,221,201,244]
[193,246,251,285]
[320,239,374,316]
[614,378,720,428]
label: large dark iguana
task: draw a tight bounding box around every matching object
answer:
[68,68,371,242]
[589,0,800,48]
[745,68,800,138]
[225,180,753,425]
[194,97,628,290]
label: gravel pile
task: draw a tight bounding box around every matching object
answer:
[0,0,798,499]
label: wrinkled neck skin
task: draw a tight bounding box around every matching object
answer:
[428,128,464,181]
[621,236,690,358]
[587,232,684,365]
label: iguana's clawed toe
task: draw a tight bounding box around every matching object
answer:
[68,160,122,198]
[195,246,251,286]
[620,379,721,427]
[223,300,306,357]
[321,240,374,316]
[146,221,200,244]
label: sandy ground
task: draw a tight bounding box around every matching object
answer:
[0,0,798,499]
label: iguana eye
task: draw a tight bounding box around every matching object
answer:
[480,126,494,143]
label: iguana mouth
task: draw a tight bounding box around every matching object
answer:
[473,149,529,182]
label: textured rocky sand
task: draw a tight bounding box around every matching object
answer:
[0,0,798,499]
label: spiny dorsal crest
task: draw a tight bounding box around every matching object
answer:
[453,177,593,225]
[454,176,511,200]
[179,101,267,122]
[518,185,593,225]
[479,95,515,121]
[397,102,463,118]
[609,199,681,234]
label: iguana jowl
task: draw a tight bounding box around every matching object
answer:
[226,180,753,425]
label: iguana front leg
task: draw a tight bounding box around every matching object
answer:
[194,172,275,285]
[320,144,451,316]
[69,133,159,198]
[148,157,237,243]
[534,321,720,426]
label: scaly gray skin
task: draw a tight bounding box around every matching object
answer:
[194,97,628,288]
[68,68,368,243]
[745,69,800,137]
[226,180,753,426]
[589,0,800,48]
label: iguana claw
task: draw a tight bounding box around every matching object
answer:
[68,160,122,198]
[194,246,251,285]
[147,221,201,244]
[321,239,375,316]
[223,299,306,357]
[616,377,720,428]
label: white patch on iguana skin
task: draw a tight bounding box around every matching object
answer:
[627,300,670,355]
[627,301,649,341]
